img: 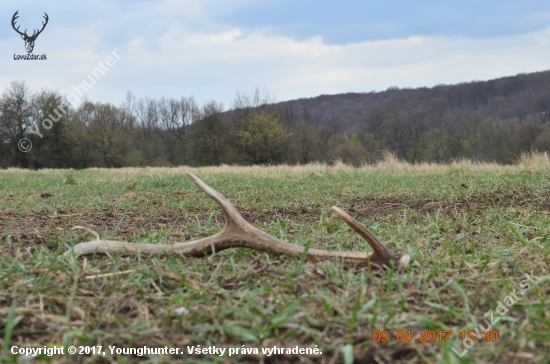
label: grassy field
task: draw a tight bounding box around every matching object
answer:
[1,154,549,363]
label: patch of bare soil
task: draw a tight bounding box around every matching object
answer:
[1,189,548,247]
[348,188,550,218]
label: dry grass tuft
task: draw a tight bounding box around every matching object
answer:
[517,150,550,168]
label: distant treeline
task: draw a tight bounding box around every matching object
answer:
[1,71,549,169]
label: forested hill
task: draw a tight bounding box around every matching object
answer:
[276,70,550,133]
[2,70,550,169]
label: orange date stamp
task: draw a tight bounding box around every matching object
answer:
[372,330,499,343]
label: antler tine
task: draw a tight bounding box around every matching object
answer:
[331,207,410,270]
[33,13,49,37]
[11,11,25,36]
[38,13,49,34]
[185,172,248,230]
[64,173,410,271]
[12,11,19,24]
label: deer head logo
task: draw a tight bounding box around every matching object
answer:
[12,11,49,54]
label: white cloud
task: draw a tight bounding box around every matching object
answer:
[112,25,550,105]
[1,3,549,108]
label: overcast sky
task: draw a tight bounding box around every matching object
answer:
[1,0,549,109]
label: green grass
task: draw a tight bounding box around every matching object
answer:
[0,159,549,363]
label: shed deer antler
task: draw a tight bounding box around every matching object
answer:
[64,173,410,270]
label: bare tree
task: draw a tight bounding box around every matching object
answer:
[0,81,33,167]
[157,96,197,165]
[189,101,228,166]
[121,91,137,130]
[231,87,276,125]
[74,102,129,167]
[134,97,161,163]
[30,90,74,168]
[291,106,321,164]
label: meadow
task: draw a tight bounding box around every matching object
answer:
[0,153,549,363]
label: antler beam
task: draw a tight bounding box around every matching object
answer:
[64,173,410,270]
